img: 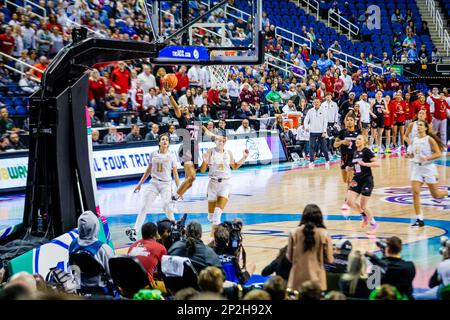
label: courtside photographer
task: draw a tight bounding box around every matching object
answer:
[209,219,256,285]
[156,214,187,250]
[365,236,416,299]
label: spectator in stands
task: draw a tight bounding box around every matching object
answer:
[0,107,19,134]
[370,284,404,300]
[127,222,167,283]
[226,74,240,115]
[265,84,282,105]
[159,105,176,126]
[29,55,48,80]
[137,64,156,94]
[49,26,63,58]
[386,73,401,92]
[391,8,404,24]
[167,124,179,143]
[7,132,26,150]
[287,204,333,291]
[330,40,342,52]
[419,21,430,36]
[143,106,160,125]
[168,221,222,272]
[235,102,255,120]
[407,44,418,63]
[300,43,310,63]
[261,245,291,281]
[175,65,189,95]
[431,47,442,64]
[88,69,106,111]
[103,125,123,144]
[198,104,212,122]
[0,26,15,56]
[216,119,227,136]
[125,124,143,143]
[338,250,370,299]
[402,32,416,49]
[21,21,36,51]
[145,123,159,141]
[263,276,287,300]
[307,27,316,43]
[282,99,297,114]
[143,88,158,110]
[177,89,195,107]
[68,210,114,290]
[314,39,327,56]
[36,24,52,57]
[110,61,131,94]
[298,280,322,300]
[0,136,9,152]
[19,71,39,94]
[91,129,101,146]
[235,119,254,134]
[324,239,352,274]
[365,236,416,299]
[197,266,224,296]
[418,44,429,64]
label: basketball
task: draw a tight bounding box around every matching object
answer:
[163,73,178,90]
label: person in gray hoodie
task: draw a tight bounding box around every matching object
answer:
[68,210,114,291]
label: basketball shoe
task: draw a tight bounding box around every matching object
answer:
[125,227,137,242]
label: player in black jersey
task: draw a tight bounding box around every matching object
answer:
[369,91,386,154]
[347,134,380,234]
[334,111,360,212]
[165,82,217,206]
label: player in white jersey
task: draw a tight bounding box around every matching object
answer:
[407,120,448,228]
[405,109,432,145]
[125,134,180,241]
[200,134,249,236]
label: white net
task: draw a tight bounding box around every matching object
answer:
[208,65,231,90]
[207,50,237,90]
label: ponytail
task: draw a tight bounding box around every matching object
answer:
[186,237,197,257]
[420,120,446,151]
[303,222,316,252]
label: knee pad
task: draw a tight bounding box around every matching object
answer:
[212,207,222,225]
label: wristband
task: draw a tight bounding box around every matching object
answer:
[166,91,171,97]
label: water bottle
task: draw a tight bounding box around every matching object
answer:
[37,215,43,234]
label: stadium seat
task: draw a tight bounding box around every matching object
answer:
[108,256,151,299]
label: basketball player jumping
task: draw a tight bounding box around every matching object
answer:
[407,120,448,227]
[200,134,249,236]
[126,134,180,241]
[347,135,380,234]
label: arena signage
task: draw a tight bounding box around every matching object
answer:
[0,136,285,191]
[158,45,209,61]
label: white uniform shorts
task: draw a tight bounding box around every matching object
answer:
[207,179,231,201]
[410,163,438,184]
[143,180,172,210]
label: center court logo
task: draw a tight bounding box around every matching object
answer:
[375,186,450,210]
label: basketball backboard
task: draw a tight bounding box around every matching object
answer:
[145,0,264,65]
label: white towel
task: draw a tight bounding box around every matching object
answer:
[161,255,191,277]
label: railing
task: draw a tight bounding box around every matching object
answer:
[0,52,42,82]
[327,9,359,39]
[189,23,228,46]
[275,26,312,53]
[328,48,384,75]
[296,0,319,20]
[5,0,47,19]
[426,0,450,56]
[265,53,306,78]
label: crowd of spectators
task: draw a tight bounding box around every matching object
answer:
[2,0,444,155]
[1,204,448,300]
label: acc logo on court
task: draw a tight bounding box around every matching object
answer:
[375,186,450,210]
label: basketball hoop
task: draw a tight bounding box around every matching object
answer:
[208,50,237,90]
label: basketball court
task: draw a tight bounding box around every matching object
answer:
[2,153,448,290]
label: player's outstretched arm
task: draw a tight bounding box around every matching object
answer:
[135,163,152,193]
[231,149,249,170]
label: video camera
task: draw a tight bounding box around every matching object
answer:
[221,219,243,252]
[439,236,449,256]
[376,239,387,255]
[170,213,188,244]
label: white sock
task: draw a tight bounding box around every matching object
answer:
[418,214,424,220]
[371,218,376,224]
[213,207,223,225]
